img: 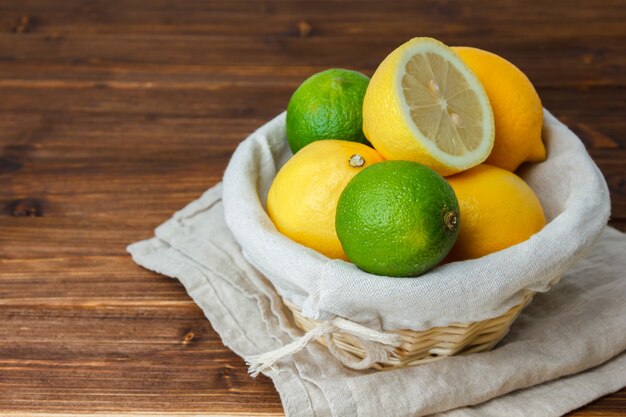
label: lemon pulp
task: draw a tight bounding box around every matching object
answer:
[363,37,494,175]
[403,52,485,156]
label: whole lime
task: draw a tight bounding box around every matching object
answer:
[336,161,460,277]
[286,69,370,153]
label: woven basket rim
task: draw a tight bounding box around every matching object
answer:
[282,291,535,370]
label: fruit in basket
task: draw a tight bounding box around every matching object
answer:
[267,140,384,259]
[335,160,460,277]
[453,47,546,172]
[445,164,546,261]
[362,37,495,176]
[286,69,370,154]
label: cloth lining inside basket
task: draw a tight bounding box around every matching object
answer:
[221,110,611,331]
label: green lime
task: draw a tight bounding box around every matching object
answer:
[336,161,460,277]
[286,68,370,153]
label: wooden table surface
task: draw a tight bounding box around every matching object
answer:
[1,1,625,415]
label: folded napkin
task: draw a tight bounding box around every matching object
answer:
[128,184,626,417]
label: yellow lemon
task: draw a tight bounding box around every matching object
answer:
[453,47,546,172]
[267,140,384,259]
[363,37,494,176]
[446,164,546,261]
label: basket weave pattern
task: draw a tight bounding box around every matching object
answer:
[285,291,534,370]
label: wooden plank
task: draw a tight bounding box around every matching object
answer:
[0,83,622,132]
[0,308,283,414]
[0,256,188,300]
[0,12,624,46]
[0,0,623,32]
[0,33,624,86]
[0,0,624,415]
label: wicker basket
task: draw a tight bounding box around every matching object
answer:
[284,291,534,370]
[224,112,610,374]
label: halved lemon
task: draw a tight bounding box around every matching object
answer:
[363,37,494,176]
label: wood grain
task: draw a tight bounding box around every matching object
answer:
[0,0,624,415]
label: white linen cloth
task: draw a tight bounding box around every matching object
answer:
[221,110,611,332]
[128,184,626,417]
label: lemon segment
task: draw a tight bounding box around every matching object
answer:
[363,37,495,176]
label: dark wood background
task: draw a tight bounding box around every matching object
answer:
[0,1,624,415]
